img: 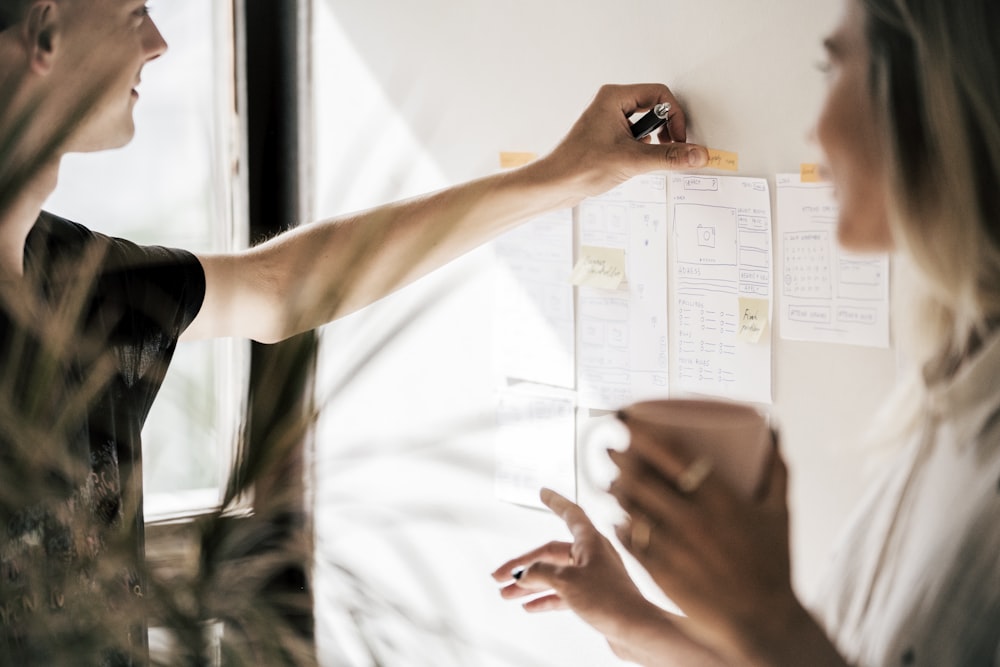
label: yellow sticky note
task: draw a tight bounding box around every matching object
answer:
[706,148,739,171]
[571,246,627,290]
[737,297,769,343]
[499,151,537,169]
[800,163,823,182]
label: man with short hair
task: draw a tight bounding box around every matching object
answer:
[0,0,708,663]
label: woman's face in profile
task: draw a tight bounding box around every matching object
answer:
[816,0,893,253]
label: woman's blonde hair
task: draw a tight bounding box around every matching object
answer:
[863,0,1000,369]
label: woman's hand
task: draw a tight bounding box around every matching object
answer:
[492,488,727,666]
[533,83,709,203]
[491,488,655,639]
[609,437,845,665]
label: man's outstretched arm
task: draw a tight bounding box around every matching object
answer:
[183,84,707,343]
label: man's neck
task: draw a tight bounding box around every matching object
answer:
[0,160,59,280]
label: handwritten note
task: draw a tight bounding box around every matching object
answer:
[577,175,670,410]
[776,174,890,347]
[670,174,772,403]
[737,297,769,343]
[571,246,627,289]
[707,148,739,172]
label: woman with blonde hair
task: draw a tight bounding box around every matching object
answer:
[495,0,1000,664]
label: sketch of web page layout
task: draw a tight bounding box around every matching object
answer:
[776,174,889,347]
[493,208,575,388]
[576,174,669,410]
[494,382,576,509]
[670,174,773,403]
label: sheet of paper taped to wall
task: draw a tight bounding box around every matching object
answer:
[576,175,669,410]
[493,207,575,388]
[775,173,890,347]
[494,382,576,509]
[570,245,627,290]
[669,173,773,403]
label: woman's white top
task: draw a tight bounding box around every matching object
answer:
[817,332,1000,666]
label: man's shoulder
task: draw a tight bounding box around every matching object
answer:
[26,212,206,338]
[33,209,94,236]
[28,211,108,257]
[29,211,193,270]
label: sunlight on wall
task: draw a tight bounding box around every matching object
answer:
[311,5,516,666]
[308,3,891,666]
[307,5,673,666]
[312,5,450,216]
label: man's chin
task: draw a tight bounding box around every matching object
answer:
[66,127,136,154]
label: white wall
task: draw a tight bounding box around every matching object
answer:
[310,2,898,665]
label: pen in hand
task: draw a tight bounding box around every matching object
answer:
[630,102,672,140]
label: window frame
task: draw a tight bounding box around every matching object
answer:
[146,0,316,656]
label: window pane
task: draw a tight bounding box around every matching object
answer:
[43,0,243,516]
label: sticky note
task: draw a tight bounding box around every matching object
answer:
[800,163,823,182]
[706,148,739,171]
[499,152,537,169]
[571,246,627,290]
[737,297,769,343]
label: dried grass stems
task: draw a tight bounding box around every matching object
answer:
[1,41,503,664]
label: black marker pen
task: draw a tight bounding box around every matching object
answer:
[630,102,672,140]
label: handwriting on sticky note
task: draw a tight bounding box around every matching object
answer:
[800,163,823,182]
[706,148,739,171]
[737,297,769,343]
[499,152,537,169]
[571,246,627,290]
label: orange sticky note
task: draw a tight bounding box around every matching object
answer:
[499,152,537,169]
[800,163,823,182]
[706,148,739,172]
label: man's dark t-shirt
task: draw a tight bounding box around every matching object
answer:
[0,212,206,665]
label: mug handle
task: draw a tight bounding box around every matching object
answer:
[577,410,631,494]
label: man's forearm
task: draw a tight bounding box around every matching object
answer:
[185,84,707,343]
[259,156,586,337]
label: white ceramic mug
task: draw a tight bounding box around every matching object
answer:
[585,398,774,499]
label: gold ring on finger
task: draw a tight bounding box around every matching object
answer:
[676,457,714,494]
[630,515,653,551]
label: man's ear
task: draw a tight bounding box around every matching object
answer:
[22,1,59,74]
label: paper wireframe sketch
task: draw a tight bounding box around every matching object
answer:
[776,173,890,348]
[576,174,670,410]
[670,174,773,403]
